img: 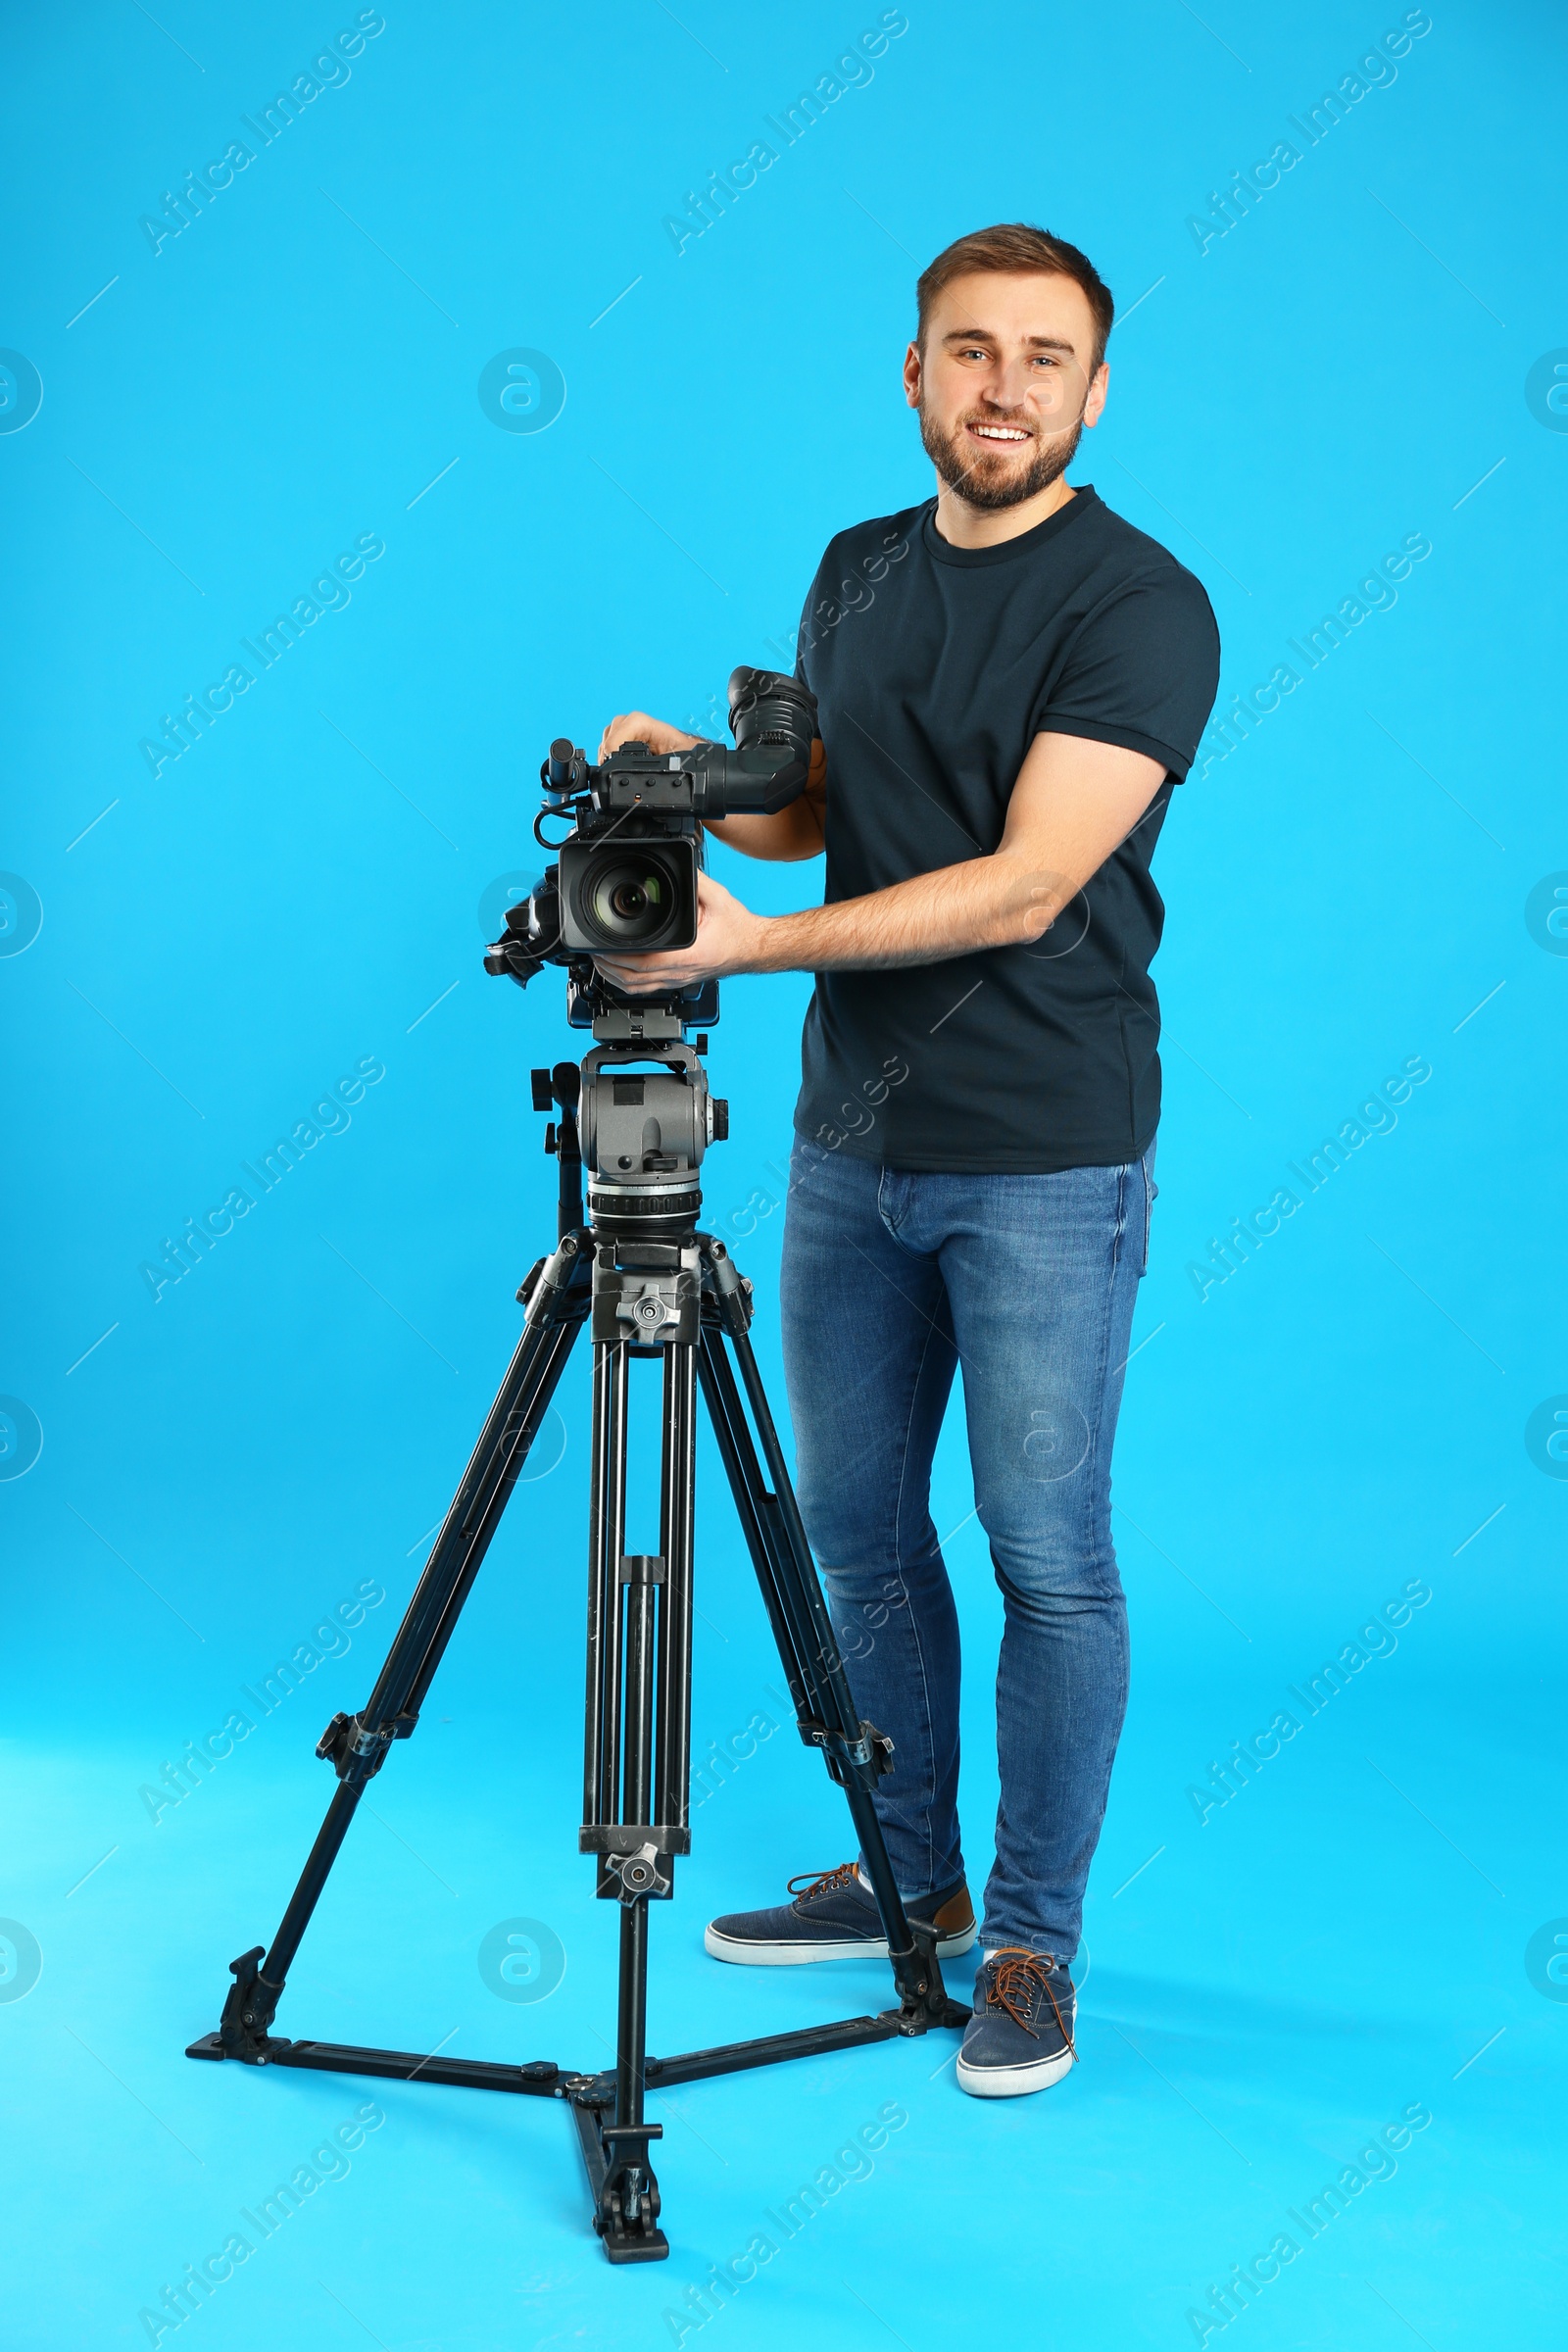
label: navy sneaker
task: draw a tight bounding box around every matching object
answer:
[705,1861,977,1966]
[956,1947,1078,2097]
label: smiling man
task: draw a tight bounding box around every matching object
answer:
[595,223,1220,2097]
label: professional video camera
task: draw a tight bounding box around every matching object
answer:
[483,665,816,1030]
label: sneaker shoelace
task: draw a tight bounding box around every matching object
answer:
[985,1947,1078,2061]
[786,1862,863,1906]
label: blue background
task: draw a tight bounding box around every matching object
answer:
[3,2,1564,2345]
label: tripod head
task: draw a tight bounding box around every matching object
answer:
[528,1036,722,1250]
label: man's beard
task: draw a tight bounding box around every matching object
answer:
[918,403,1083,513]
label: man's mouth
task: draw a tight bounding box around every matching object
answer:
[966,421,1032,445]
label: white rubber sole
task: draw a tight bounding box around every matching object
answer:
[956,2041,1076,2098]
[704,1920,979,1967]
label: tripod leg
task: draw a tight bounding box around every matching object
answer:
[655,1339,696,1841]
[614,1531,656,2140]
[580,1334,693,2262]
[583,1339,629,1835]
[206,1238,589,2061]
[698,1246,965,2031]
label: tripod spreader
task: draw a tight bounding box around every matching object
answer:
[187,1113,966,2261]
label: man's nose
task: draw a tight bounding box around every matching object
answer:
[981,358,1034,411]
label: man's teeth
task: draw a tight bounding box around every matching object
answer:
[971,424,1029,441]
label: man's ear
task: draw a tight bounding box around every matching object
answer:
[1084,362,1109,428]
[903,339,922,410]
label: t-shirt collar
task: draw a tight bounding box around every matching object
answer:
[920,483,1099,567]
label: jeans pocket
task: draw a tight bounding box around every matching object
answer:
[1141,1153,1158,1276]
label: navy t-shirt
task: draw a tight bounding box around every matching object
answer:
[791,486,1221,1173]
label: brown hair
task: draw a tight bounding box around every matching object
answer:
[915,223,1114,373]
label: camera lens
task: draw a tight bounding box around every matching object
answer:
[589,860,670,944]
[558,837,696,955]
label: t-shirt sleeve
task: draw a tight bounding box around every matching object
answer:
[794,543,836,694]
[1032,565,1221,782]
[794,590,813,689]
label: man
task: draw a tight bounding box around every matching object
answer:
[594,222,1220,2097]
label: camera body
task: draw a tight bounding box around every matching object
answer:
[486,667,817,1014]
[556,763,702,957]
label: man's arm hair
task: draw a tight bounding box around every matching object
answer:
[589,730,1171,998]
[745,730,1166,971]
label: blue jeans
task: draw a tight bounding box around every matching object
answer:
[778,1134,1155,1959]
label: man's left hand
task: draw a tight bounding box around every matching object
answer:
[593,870,770,996]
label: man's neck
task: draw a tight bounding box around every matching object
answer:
[931,472,1076,550]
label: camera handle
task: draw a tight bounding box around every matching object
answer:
[530,1059,583,1238]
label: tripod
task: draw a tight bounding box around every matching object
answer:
[187,1037,967,2264]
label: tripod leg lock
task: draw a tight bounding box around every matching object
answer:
[516,1253,549,1306]
[890,1924,970,2034]
[519,1230,584,1315]
[801,1716,896,1787]
[604,1842,670,1905]
[699,1236,755,1334]
[217,1945,288,2061]
[316,1709,416,1781]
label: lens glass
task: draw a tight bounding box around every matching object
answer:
[588,859,670,944]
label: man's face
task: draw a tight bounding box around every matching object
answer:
[905,270,1108,512]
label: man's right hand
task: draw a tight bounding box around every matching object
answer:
[597,710,701,761]
[596,705,826,865]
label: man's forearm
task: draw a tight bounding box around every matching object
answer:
[588,730,1164,998]
[751,851,1071,972]
[701,803,823,862]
